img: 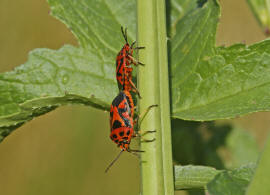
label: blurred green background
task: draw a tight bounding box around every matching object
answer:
[0,0,269,195]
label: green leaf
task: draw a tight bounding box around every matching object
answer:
[171,0,270,121]
[174,165,221,190]
[207,163,256,195]
[0,0,205,141]
[247,135,270,195]
[168,0,198,36]
[48,0,136,50]
[2,0,270,142]
[170,0,197,25]
[174,164,256,191]
[0,0,138,141]
[48,0,198,46]
[246,0,270,34]
[225,127,259,168]
[0,45,118,141]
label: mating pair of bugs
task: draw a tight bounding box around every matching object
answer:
[106,27,157,172]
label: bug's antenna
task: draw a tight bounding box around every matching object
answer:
[105,149,124,173]
[121,26,128,43]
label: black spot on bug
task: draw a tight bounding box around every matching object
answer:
[119,131,124,137]
[112,92,125,107]
[112,120,122,129]
[118,108,126,114]
[127,130,130,136]
[123,117,131,128]
[112,134,117,139]
[123,136,128,140]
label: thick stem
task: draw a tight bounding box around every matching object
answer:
[137,0,174,194]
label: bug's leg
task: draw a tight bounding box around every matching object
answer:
[127,148,145,158]
[131,41,145,50]
[141,138,156,143]
[128,78,142,98]
[133,130,156,137]
[131,41,136,48]
[128,149,145,153]
[134,46,145,50]
[133,105,158,142]
[128,55,145,66]
[135,104,158,128]
[137,130,156,136]
[133,130,156,142]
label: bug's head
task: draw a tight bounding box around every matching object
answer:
[121,26,134,55]
[112,135,131,151]
[122,43,133,55]
[117,139,131,151]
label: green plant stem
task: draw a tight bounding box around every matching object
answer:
[137,0,174,194]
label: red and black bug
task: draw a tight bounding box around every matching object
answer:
[105,91,137,172]
[116,27,144,98]
[106,27,156,172]
[106,91,157,172]
[109,90,134,151]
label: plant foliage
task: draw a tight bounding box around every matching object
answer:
[0,0,269,194]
